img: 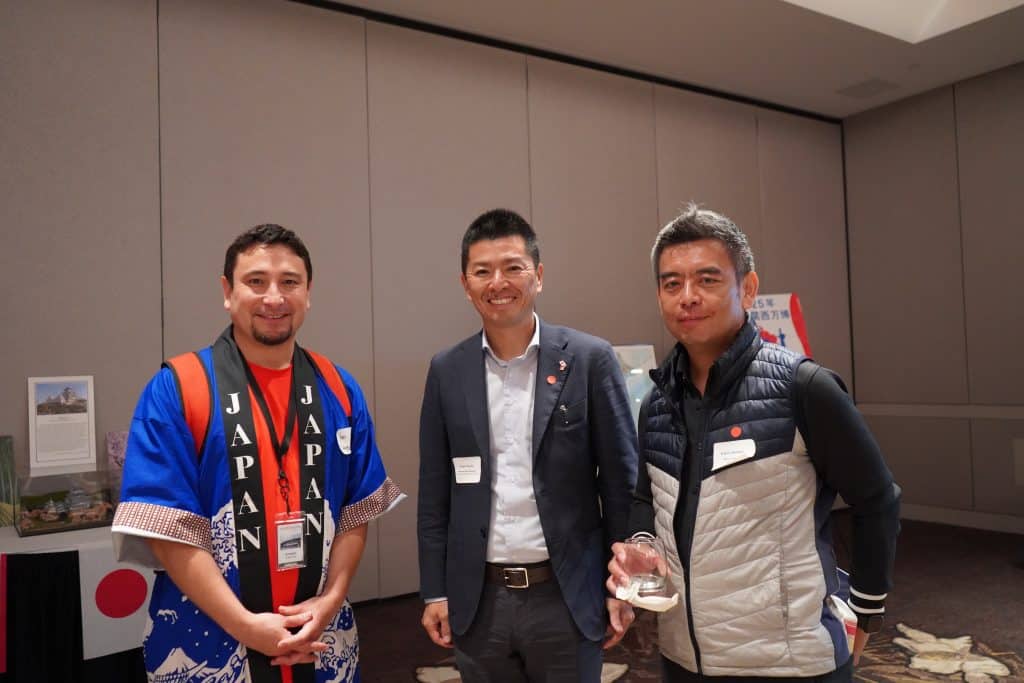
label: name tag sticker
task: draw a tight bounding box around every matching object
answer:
[711,438,756,472]
[453,456,482,484]
[336,427,352,454]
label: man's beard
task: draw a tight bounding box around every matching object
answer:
[252,324,293,347]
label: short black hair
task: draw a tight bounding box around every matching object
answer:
[651,203,754,280]
[461,209,540,273]
[223,224,313,285]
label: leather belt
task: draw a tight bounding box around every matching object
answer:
[484,561,553,589]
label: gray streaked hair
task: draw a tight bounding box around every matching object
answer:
[650,203,755,280]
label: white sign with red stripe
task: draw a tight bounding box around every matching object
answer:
[751,293,812,356]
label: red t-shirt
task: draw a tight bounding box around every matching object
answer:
[248,362,301,683]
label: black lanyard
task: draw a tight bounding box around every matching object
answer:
[242,360,298,513]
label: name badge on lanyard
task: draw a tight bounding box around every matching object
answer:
[275,511,307,570]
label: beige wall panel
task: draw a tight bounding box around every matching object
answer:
[653,88,762,360]
[970,419,1024,517]
[158,0,378,600]
[756,112,851,386]
[955,64,1024,406]
[0,0,160,473]
[527,58,663,358]
[845,89,968,404]
[864,416,972,510]
[159,0,372,377]
[367,24,531,597]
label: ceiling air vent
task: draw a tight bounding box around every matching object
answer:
[836,78,900,99]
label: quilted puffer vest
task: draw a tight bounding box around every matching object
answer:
[641,328,845,677]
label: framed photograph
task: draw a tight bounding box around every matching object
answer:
[27,376,97,476]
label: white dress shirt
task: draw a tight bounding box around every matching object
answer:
[481,314,549,564]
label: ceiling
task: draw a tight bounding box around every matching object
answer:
[783,0,1024,44]
[326,0,1024,118]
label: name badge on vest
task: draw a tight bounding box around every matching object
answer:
[275,511,307,570]
[711,438,756,472]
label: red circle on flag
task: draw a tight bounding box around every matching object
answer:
[95,568,148,618]
[730,426,742,438]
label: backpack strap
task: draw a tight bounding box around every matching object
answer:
[792,357,817,449]
[164,352,212,456]
[304,349,352,418]
[163,349,351,457]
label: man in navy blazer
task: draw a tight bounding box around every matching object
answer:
[417,209,639,681]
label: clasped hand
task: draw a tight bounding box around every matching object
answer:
[243,594,338,666]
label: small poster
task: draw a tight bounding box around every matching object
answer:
[750,293,812,356]
[612,344,657,426]
[28,376,97,476]
[106,431,128,504]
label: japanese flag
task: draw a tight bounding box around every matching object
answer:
[78,540,153,659]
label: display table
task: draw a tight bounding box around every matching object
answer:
[0,525,149,682]
[0,523,110,553]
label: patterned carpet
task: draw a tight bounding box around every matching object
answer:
[854,623,1024,682]
[357,519,1024,682]
[408,617,1024,682]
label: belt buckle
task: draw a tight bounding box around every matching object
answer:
[503,567,529,589]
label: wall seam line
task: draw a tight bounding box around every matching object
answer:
[754,115,767,289]
[361,18,383,599]
[157,0,165,361]
[651,86,670,358]
[524,56,534,224]
[952,85,971,406]
[840,121,856,401]
[951,84,975,509]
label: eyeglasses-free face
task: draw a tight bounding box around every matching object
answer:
[656,238,757,359]
[461,236,543,333]
[221,244,311,351]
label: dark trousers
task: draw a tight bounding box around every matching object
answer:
[454,581,602,682]
[662,654,853,683]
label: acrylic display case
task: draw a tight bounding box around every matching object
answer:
[14,470,114,537]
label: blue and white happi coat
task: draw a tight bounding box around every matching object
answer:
[113,335,403,683]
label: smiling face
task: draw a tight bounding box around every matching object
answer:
[656,238,758,361]
[461,235,543,334]
[220,243,311,356]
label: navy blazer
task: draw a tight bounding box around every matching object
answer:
[417,319,638,641]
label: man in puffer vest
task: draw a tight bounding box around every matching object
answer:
[608,204,900,682]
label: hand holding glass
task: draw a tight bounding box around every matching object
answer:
[621,533,668,597]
